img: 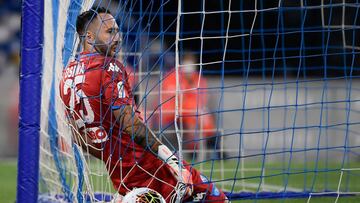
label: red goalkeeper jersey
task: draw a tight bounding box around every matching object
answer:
[59,52,177,197]
[59,52,227,202]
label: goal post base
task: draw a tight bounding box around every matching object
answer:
[226,191,357,200]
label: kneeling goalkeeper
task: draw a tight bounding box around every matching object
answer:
[60,6,228,203]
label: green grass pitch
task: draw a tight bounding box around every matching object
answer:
[1,159,359,202]
[0,160,17,203]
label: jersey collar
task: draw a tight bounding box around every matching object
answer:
[79,52,101,58]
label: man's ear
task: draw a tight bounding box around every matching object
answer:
[86,31,95,45]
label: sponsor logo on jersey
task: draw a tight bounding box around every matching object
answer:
[86,126,108,143]
[108,63,121,72]
[117,81,126,98]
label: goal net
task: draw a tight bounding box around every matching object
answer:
[18,0,360,202]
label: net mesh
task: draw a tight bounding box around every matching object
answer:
[37,0,360,202]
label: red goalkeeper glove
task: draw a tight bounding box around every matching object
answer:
[158,145,193,199]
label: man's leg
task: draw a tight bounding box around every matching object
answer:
[185,164,228,202]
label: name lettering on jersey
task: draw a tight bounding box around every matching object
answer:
[65,62,85,78]
[108,63,122,73]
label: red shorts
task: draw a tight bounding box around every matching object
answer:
[107,150,227,202]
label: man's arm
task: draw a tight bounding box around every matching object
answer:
[113,105,161,153]
[113,105,193,197]
[68,118,103,159]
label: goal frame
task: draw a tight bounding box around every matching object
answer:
[18,0,43,202]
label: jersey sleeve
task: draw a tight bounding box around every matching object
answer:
[102,60,131,109]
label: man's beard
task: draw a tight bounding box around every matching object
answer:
[94,39,117,57]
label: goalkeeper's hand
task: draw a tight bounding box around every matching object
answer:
[158,145,193,198]
[173,165,193,198]
[174,181,193,202]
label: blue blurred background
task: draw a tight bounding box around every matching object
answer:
[0,0,21,158]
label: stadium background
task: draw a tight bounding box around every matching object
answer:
[2,0,360,158]
[0,1,21,202]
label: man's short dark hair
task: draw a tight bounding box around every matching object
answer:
[76,6,111,37]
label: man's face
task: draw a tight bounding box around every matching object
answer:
[89,13,121,57]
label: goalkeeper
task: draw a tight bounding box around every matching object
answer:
[59,7,227,203]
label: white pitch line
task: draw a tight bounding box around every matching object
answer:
[223,182,303,193]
